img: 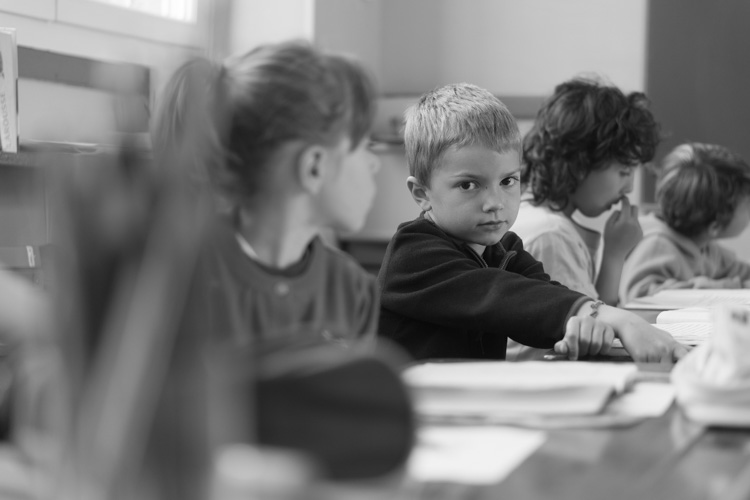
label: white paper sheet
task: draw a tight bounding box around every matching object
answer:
[408,425,546,484]
[605,381,676,417]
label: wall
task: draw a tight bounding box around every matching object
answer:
[380,0,648,96]
[313,0,382,82]
[227,0,314,57]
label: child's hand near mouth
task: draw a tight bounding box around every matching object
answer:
[604,195,643,260]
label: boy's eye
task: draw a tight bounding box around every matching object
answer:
[620,167,635,177]
[458,181,478,190]
[501,176,519,187]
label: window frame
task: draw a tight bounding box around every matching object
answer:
[56,0,209,47]
[0,0,55,20]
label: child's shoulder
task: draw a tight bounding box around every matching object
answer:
[640,213,688,244]
[316,238,376,282]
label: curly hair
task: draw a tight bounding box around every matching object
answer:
[657,143,750,238]
[522,77,660,211]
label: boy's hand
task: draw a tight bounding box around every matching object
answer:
[554,315,615,360]
[603,196,643,259]
[618,322,689,364]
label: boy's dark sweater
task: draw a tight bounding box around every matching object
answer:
[377,215,591,360]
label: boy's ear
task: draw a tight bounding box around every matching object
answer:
[297,144,328,194]
[406,176,432,212]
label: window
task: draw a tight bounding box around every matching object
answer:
[89,0,197,22]
[0,0,55,19]
[43,0,209,47]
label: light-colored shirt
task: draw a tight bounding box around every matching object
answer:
[620,213,750,303]
[506,200,599,360]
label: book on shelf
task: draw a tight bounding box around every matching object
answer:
[0,28,18,153]
[624,289,750,311]
[402,361,638,418]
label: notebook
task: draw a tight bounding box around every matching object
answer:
[403,361,638,418]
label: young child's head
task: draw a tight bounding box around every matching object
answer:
[657,143,750,240]
[404,83,522,251]
[155,40,379,234]
[523,77,660,216]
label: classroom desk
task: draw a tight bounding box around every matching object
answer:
[317,363,750,500]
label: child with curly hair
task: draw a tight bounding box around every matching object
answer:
[510,77,661,360]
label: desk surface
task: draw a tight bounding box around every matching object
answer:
[316,363,750,500]
[318,406,750,500]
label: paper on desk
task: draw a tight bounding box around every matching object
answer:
[417,381,675,430]
[605,381,675,417]
[408,425,545,484]
[613,321,712,349]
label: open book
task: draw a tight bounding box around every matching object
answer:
[652,322,712,346]
[403,361,638,418]
[611,307,716,348]
[624,289,750,310]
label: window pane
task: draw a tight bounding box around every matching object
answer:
[89,0,196,22]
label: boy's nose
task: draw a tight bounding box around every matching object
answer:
[483,187,505,212]
[623,176,635,193]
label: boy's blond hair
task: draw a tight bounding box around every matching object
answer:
[403,83,521,185]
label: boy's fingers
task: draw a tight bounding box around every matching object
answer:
[554,339,569,356]
[587,321,606,355]
[563,317,580,360]
[672,343,690,362]
[578,316,594,356]
[600,326,615,355]
[619,196,638,219]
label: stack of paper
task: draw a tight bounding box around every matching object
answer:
[656,307,713,324]
[403,361,638,419]
[612,307,714,348]
[653,322,711,346]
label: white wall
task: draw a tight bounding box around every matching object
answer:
[227,0,314,56]
[313,0,383,84]
[380,0,648,95]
